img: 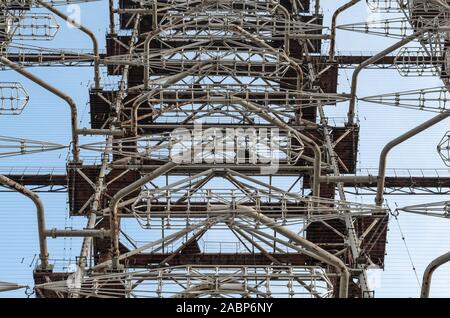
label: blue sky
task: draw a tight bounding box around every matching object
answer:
[0,0,449,298]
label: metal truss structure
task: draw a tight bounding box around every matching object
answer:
[1,0,450,299]
[35,265,334,298]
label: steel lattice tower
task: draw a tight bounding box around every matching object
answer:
[1,0,450,298]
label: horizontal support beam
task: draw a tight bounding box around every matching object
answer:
[0,174,67,186]
[45,229,110,238]
[76,128,125,136]
[4,173,450,190]
[2,53,435,69]
[115,253,311,267]
[320,175,378,184]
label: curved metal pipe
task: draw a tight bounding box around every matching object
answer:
[236,98,322,197]
[0,56,80,162]
[236,205,349,298]
[430,0,450,11]
[421,251,450,298]
[271,0,290,54]
[375,110,450,206]
[0,174,49,270]
[132,62,213,135]
[230,25,304,90]
[37,0,101,89]
[143,14,303,90]
[106,171,348,296]
[109,162,177,269]
[348,31,424,126]
[95,220,207,271]
[142,14,212,90]
[329,0,361,62]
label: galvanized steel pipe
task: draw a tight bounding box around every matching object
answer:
[236,98,322,197]
[376,110,450,206]
[421,251,450,298]
[37,0,101,89]
[0,174,50,270]
[329,0,361,62]
[132,62,213,135]
[348,31,425,125]
[109,162,177,269]
[0,56,80,162]
[237,205,350,298]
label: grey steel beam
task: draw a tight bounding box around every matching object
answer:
[236,98,322,197]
